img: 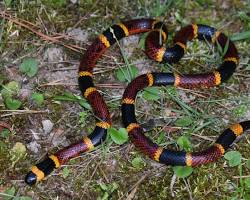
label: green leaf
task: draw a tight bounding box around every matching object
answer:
[244,178,250,188]
[5,97,22,110]
[177,136,192,151]
[138,33,148,49]
[4,0,12,7]
[142,87,160,101]
[174,116,193,127]
[2,187,15,200]
[156,132,166,144]
[31,92,44,106]
[99,183,108,191]
[224,151,242,167]
[78,111,88,128]
[231,31,250,41]
[108,128,128,145]
[246,159,250,169]
[131,157,146,169]
[54,92,91,110]
[50,0,67,7]
[19,58,38,77]
[54,92,77,101]
[173,166,193,178]
[78,99,91,110]
[233,105,248,118]
[62,167,70,179]
[174,12,184,24]
[115,65,138,82]
[1,129,10,138]
[1,81,20,99]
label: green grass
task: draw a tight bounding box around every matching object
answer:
[0,0,250,199]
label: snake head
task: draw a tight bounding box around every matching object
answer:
[25,171,37,186]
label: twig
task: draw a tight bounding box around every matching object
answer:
[183,179,193,200]
[233,175,250,179]
[0,12,83,52]
[0,109,48,117]
[39,80,125,89]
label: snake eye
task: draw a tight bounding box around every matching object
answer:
[25,171,37,186]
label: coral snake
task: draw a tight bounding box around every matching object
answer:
[25,18,250,185]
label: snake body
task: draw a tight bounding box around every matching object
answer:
[25,18,250,185]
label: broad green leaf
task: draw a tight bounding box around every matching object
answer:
[1,81,20,99]
[174,116,193,127]
[20,58,38,77]
[131,157,146,169]
[62,167,70,179]
[177,136,192,151]
[78,99,91,110]
[224,151,242,167]
[5,97,22,110]
[31,92,44,106]
[1,129,10,138]
[99,183,108,191]
[173,166,193,178]
[142,87,160,101]
[115,65,138,82]
[108,128,128,145]
[244,178,250,188]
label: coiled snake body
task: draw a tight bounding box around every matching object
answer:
[25,18,250,185]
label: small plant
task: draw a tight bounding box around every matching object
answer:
[31,92,44,106]
[1,129,10,139]
[108,127,128,145]
[177,135,192,152]
[173,166,193,178]
[10,142,26,167]
[174,116,193,127]
[233,105,248,118]
[1,81,22,110]
[131,156,146,169]
[54,92,91,109]
[0,186,32,200]
[224,151,242,167]
[62,167,70,179]
[19,58,38,77]
[142,87,161,101]
[97,182,118,200]
[78,111,88,128]
[115,64,139,82]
